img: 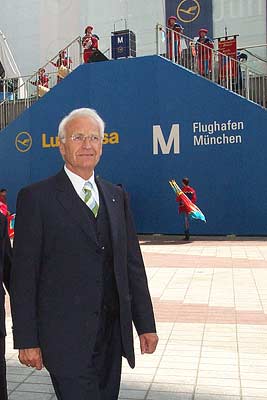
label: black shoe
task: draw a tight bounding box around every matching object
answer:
[184,230,190,240]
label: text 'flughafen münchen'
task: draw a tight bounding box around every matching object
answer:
[193,120,244,146]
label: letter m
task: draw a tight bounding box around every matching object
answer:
[153,124,180,155]
[117,36,124,44]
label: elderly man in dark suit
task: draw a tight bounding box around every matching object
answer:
[0,213,11,400]
[10,108,158,399]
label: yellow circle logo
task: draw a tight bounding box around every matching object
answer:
[15,131,32,153]
[177,0,200,23]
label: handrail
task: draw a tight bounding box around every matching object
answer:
[156,24,267,109]
[0,36,83,130]
[1,36,82,104]
[1,29,266,132]
[29,35,82,84]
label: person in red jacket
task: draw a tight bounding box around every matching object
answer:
[196,28,214,77]
[30,68,49,97]
[0,189,9,217]
[51,50,72,83]
[30,68,49,89]
[37,68,49,88]
[82,25,99,63]
[0,190,7,206]
[167,15,177,60]
[177,177,197,240]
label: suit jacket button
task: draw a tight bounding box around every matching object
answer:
[101,246,105,250]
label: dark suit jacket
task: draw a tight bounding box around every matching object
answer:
[11,170,156,376]
[0,213,11,337]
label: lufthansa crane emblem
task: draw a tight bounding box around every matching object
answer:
[15,131,32,153]
[177,0,200,23]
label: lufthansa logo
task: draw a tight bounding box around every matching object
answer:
[15,131,32,153]
[177,0,200,23]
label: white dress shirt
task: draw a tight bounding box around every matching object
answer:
[64,165,100,206]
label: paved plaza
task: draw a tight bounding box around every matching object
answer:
[5,235,267,399]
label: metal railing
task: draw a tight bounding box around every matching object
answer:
[237,44,267,75]
[1,29,266,132]
[0,36,82,131]
[156,24,267,109]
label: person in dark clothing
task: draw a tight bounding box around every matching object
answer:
[0,61,5,92]
[0,212,12,400]
[10,108,158,400]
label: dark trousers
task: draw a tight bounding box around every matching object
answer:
[184,213,190,238]
[0,336,7,400]
[50,310,122,400]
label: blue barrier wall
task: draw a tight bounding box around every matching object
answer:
[1,55,267,235]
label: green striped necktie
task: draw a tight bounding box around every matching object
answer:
[82,181,99,217]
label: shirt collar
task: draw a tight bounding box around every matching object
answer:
[64,165,98,198]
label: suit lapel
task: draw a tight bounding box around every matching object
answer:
[55,170,99,246]
[96,177,120,248]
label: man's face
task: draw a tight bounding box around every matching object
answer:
[59,116,103,179]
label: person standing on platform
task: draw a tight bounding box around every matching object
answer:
[0,212,12,400]
[196,28,214,77]
[30,68,49,97]
[173,22,185,63]
[36,68,49,88]
[82,25,99,63]
[167,15,178,60]
[10,108,158,400]
[177,177,197,240]
[51,50,72,83]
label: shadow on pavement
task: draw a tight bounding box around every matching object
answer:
[138,234,267,245]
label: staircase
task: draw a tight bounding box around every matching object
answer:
[0,36,82,131]
[1,28,266,132]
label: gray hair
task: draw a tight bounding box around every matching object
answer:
[58,108,105,142]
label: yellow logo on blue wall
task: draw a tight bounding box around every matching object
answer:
[177,0,200,23]
[41,132,120,148]
[15,132,32,152]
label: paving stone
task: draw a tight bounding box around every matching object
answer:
[5,236,267,399]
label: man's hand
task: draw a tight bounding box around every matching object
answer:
[18,348,43,370]
[139,333,159,354]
